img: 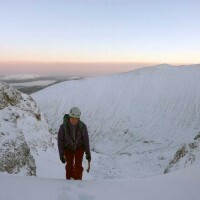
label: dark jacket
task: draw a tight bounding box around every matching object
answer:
[57,114,91,160]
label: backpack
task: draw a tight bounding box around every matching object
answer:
[63,114,85,151]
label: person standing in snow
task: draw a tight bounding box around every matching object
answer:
[57,107,91,180]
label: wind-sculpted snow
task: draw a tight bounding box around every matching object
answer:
[32,64,200,178]
[0,82,55,175]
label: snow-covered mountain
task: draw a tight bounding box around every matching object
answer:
[1,64,200,200]
[0,82,57,176]
[31,64,200,178]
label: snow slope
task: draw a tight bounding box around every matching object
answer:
[32,64,200,178]
[0,164,200,200]
[32,64,200,143]
[1,65,200,200]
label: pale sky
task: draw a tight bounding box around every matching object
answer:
[0,0,199,75]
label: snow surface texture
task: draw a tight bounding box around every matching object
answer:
[0,82,57,176]
[32,64,200,179]
[0,164,200,200]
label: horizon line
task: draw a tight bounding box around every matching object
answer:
[0,60,195,65]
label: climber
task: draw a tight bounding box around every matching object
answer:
[57,107,91,180]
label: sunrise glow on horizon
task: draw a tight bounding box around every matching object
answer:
[0,0,199,75]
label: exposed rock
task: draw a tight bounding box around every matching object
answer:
[164,133,200,174]
[0,82,22,109]
[0,132,36,175]
[194,132,200,140]
[0,81,54,176]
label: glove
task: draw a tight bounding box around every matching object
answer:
[86,153,91,162]
[60,155,65,164]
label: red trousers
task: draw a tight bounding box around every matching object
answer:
[64,146,84,180]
